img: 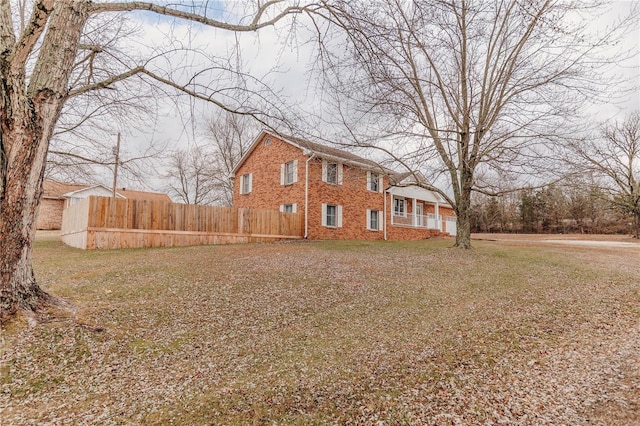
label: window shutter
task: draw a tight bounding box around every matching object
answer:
[337,205,343,228]
[292,203,297,213]
[378,211,384,230]
[293,160,298,183]
[337,164,343,185]
[366,209,371,229]
[280,164,285,185]
[379,176,384,193]
[321,204,327,226]
[248,173,253,192]
[367,171,371,190]
[239,176,244,194]
[322,160,327,182]
[279,204,284,213]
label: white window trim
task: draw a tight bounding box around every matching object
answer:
[366,209,384,231]
[322,160,343,185]
[281,160,298,186]
[240,173,253,194]
[322,203,342,228]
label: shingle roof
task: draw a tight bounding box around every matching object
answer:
[232,130,397,176]
[43,180,88,198]
[117,188,172,203]
[43,179,172,202]
[281,135,384,170]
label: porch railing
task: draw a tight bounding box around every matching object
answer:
[391,213,441,230]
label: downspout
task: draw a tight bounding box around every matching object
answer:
[304,153,316,239]
[384,188,388,240]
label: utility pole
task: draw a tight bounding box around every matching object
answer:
[112,132,121,201]
[110,132,121,224]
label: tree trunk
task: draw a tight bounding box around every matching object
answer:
[454,171,473,249]
[455,195,472,248]
[0,126,54,320]
[0,1,88,321]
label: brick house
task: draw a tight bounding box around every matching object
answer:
[37,179,172,230]
[231,131,457,240]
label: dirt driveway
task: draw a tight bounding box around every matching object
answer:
[472,233,640,249]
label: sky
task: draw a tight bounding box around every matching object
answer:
[85,0,639,192]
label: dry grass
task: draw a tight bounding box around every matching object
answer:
[1,237,639,425]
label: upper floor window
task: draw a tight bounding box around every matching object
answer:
[240,173,252,194]
[322,160,343,185]
[281,160,298,185]
[367,171,380,192]
[326,163,337,184]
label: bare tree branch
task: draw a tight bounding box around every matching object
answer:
[89,1,319,32]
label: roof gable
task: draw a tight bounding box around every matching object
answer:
[63,185,123,199]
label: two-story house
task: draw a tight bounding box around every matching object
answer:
[231,131,457,240]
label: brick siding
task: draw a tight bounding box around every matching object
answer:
[37,198,64,230]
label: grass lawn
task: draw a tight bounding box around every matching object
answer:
[1,237,639,425]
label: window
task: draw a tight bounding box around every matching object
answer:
[281,160,298,185]
[367,171,380,192]
[264,137,272,146]
[322,160,343,185]
[326,204,337,226]
[326,163,337,184]
[393,197,405,216]
[280,203,297,213]
[367,209,383,231]
[322,204,343,228]
[240,173,252,194]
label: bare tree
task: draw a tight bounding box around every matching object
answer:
[163,112,259,206]
[568,112,640,238]
[311,0,637,248]
[164,145,218,205]
[205,111,259,206]
[0,0,319,321]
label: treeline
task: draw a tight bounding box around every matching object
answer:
[470,184,633,234]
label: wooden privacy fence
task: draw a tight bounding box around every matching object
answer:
[61,196,304,250]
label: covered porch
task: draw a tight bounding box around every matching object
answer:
[387,186,450,232]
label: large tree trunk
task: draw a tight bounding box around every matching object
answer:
[454,192,472,249]
[0,122,55,320]
[0,0,88,321]
[454,169,473,249]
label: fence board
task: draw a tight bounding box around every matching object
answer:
[61,196,303,249]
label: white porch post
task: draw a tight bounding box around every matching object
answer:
[435,202,440,231]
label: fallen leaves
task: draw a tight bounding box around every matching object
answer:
[1,238,639,424]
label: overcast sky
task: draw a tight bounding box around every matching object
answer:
[101,0,639,192]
